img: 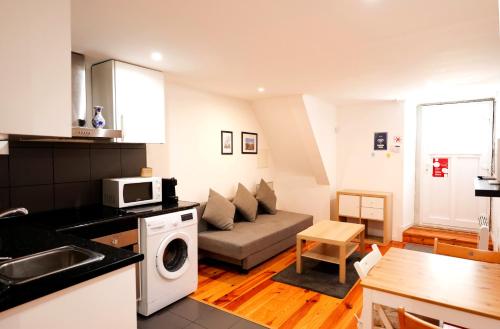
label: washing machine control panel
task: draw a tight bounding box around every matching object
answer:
[144,209,197,235]
[181,212,194,222]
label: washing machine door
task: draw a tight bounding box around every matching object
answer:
[156,232,190,280]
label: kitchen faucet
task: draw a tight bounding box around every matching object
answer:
[0,207,29,218]
[0,208,28,261]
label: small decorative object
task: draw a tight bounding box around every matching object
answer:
[92,106,106,128]
[241,132,258,154]
[221,131,233,155]
[77,119,86,127]
[140,167,153,177]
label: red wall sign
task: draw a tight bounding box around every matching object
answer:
[432,158,449,178]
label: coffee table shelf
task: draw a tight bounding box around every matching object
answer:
[296,221,365,284]
[302,242,358,264]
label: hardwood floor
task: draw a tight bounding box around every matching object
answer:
[403,226,493,249]
[191,241,405,329]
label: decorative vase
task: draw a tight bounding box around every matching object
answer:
[92,106,106,128]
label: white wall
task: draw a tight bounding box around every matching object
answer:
[147,79,273,202]
[402,100,417,231]
[336,101,406,240]
[252,96,331,222]
[490,94,500,251]
[302,95,337,218]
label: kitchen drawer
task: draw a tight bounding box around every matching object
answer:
[361,196,384,209]
[361,207,384,221]
[338,194,360,218]
[92,229,138,248]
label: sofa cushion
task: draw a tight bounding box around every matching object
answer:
[233,183,258,221]
[199,210,313,260]
[202,189,235,231]
[256,179,277,214]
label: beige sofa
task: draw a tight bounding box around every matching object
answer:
[196,204,313,270]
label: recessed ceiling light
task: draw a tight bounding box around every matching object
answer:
[257,87,265,93]
[151,52,163,61]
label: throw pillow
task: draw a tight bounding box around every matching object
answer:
[232,183,258,221]
[256,179,277,214]
[202,189,235,230]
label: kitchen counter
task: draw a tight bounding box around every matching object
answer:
[0,201,199,312]
[23,201,200,239]
[0,223,143,312]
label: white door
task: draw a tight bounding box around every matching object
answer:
[417,100,493,230]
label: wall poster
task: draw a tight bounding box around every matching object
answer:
[374,132,388,151]
[432,158,449,178]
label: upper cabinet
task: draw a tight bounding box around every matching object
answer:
[92,60,165,144]
[0,0,71,137]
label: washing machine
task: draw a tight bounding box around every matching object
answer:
[137,208,198,316]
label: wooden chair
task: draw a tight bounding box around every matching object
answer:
[433,238,500,264]
[354,245,393,329]
[398,308,440,329]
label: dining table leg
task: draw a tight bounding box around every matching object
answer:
[361,288,373,329]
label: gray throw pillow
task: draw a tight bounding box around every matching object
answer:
[232,183,258,221]
[256,179,277,214]
[202,189,235,230]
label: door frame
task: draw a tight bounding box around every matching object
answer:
[415,98,496,230]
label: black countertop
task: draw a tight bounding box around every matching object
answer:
[474,177,500,197]
[23,201,200,238]
[0,200,199,312]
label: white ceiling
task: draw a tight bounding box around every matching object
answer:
[72,0,500,101]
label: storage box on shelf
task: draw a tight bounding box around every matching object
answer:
[336,189,392,244]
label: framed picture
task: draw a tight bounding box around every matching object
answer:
[241,132,258,154]
[221,131,233,155]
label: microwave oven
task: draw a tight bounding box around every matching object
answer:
[102,177,162,208]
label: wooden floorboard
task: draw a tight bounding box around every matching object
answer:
[190,241,405,328]
[403,225,493,249]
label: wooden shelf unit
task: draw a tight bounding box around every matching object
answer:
[336,189,393,244]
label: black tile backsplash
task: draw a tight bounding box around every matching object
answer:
[9,147,53,187]
[0,188,9,210]
[54,147,91,183]
[54,182,91,209]
[90,148,122,180]
[0,157,8,187]
[11,185,54,213]
[0,142,146,213]
[121,148,147,177]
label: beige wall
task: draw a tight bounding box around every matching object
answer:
[336,100,406,240]
[147,79,273,202]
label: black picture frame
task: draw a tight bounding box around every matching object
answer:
[241,132,258,154]
[221,131,233,155]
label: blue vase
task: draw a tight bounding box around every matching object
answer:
[92,106,106,128]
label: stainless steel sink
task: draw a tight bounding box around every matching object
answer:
[0,245,105,285]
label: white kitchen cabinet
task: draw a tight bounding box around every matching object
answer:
[0,0,71,137]
[0,266,137,329]
[92,60,165,143]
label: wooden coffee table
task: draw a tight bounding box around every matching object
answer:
[296,220,365,284]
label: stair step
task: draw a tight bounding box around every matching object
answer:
[403,226,493,249]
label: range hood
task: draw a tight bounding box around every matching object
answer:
[71,52,122,140]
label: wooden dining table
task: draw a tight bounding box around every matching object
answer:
[360,248,500,329]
